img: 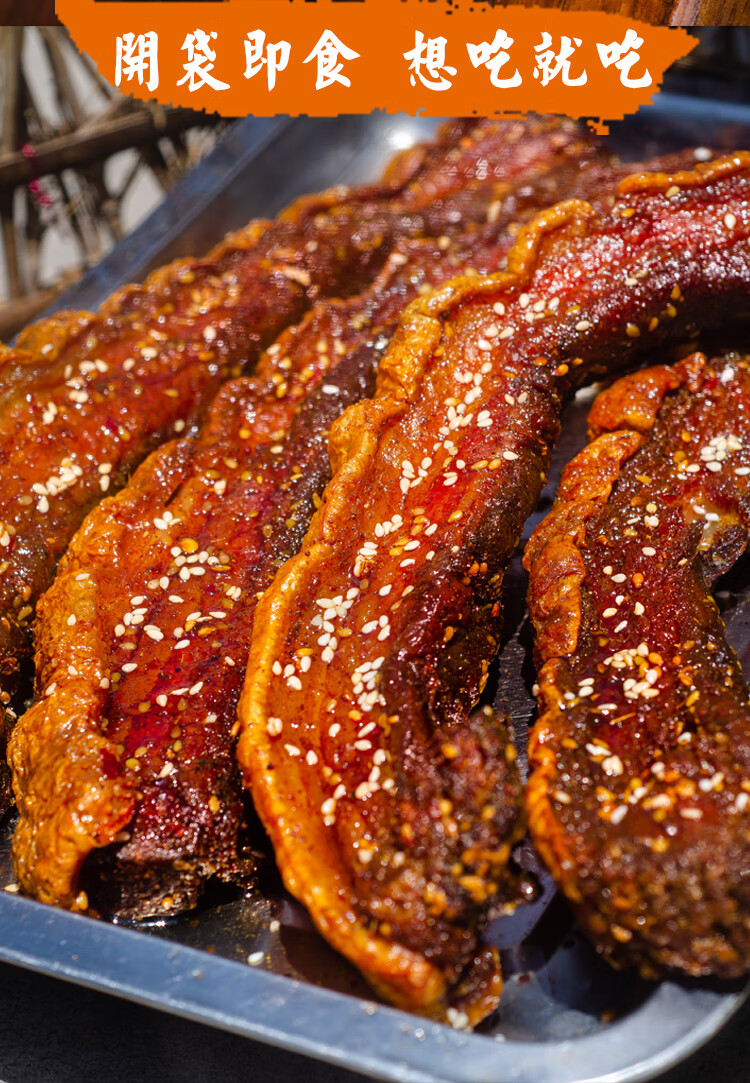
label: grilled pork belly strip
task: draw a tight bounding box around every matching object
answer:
[9,119,600,913]
[238,154,750,1022]
[0,117,592,813]
[525,351,750,979]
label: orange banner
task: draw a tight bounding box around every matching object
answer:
[56,0,696,126]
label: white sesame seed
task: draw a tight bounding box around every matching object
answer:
[602,754,624,777]
[586,742,608,757]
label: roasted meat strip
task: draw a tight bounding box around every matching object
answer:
[0,116,593,811]
[9,120,602,912]
[238,154,750,1022]
[526,350,750,979]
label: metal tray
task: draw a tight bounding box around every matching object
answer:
[2,90,750,1083]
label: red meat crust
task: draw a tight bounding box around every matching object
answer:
[238,154,750,1020]
[526,349,750,979]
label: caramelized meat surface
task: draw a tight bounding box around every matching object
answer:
[0,116,592,810]
[9,118,600,912]
[526,351,750,979]
[238,155,750,1021]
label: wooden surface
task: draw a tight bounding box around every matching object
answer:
[0,0,59,24]
[674,0,750,22]
[511,0,674,15]
[505,0,749,19]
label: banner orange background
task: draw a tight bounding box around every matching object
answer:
[56,0,696,125]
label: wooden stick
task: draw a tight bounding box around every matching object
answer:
[1,195,22,301]
[39,26,87,130]
[0,27,23,154]
[0,280,73,341]
[0,107,216,188]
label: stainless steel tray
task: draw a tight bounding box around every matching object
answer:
[2,93,750,1083]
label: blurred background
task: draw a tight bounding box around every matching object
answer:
[0,25,226,340]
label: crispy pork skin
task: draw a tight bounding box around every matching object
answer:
[526,351,750,979]
[9,119,598,907]
[239,155,750,1020]
[0,116,592,809]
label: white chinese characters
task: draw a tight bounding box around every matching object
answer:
[112,24,656,98]
[404,32,456,91]
[533,33,587,87]
[115,32,159,93]
[244,31,291,91]
[177,30,230,92]
[598,30,652,89]
[303,30,360,89]
[466,30,521,89]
